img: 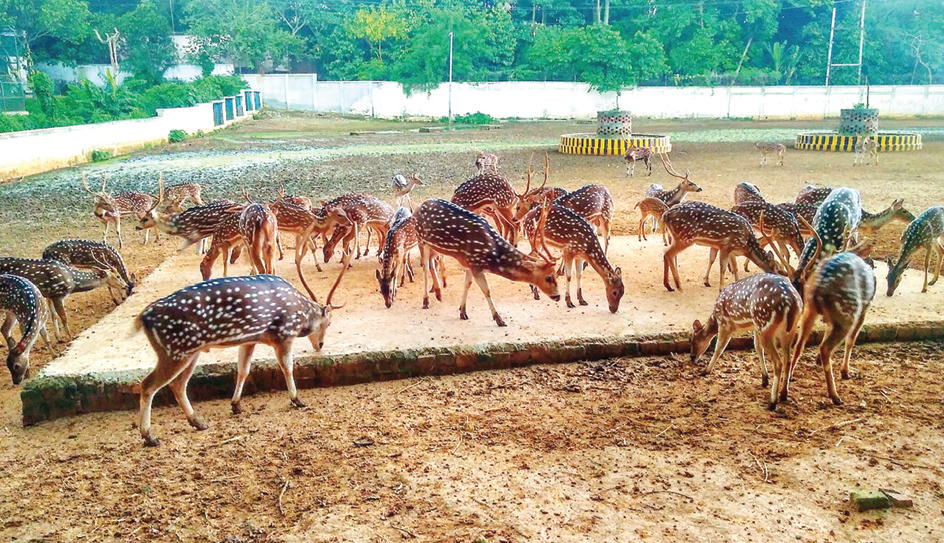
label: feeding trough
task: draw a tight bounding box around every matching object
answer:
[559,110,671,156]
[795,106,921,152]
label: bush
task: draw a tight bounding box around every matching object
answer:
[168,129,187,143]
[444,112,498,125]
[91,150,112,162]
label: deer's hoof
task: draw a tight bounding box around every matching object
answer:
[459,309,469,321]
[566,299,575,309]
[494,315,507,327]
[291,397,307,409]
[189,417,209,431]
[841,370,850,380]
[767,401,778,411]
[422,298,430,309]
[761,376,769,388]
[578,299,589,306]
[831,396,844,406]
[142,434,160,447]
[231,403,242,415]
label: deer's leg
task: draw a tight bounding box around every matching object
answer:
[703,327,733,376]
[840,310,868,380]
[406,254,415,283]
[717,248,731,290]
[420,245,433,309]
[138,350,195,447]
[564,256,575,308]
[704,248,718,287]
[931,240,944,286]
[602,218,611,256]
[276,231,285,261]
[459,269,475,321]
[167,353,207,431]
[753,330,770,388]
[762,332,784,409]
[428,254,443,300]
[818,319,847,406]
[102,220,111,245]
[471,270,506,327]
[784,306,817,403]
[231,343,257,415]
[576,256,589,306]
[638,216,645,242]
[663,241,687,292]
[922,246,932,293]
[114,219,123,250]
[51,298,73,341]
[45,299,61,342]
[274,339,305,409]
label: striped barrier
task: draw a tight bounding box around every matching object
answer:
[795,132,922,152]
[559,133,672,156]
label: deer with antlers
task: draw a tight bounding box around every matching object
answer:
[451,154,549,245]
[731,202,804,273]
[415,198,560,326]
[885,206,944,296]
[321,194,395,262]
[471,143,500,175]
[755,141,786,166]
[137,178,235,253]
[0,275,54,384]
[270,193,352,271]
[624,144,654,177]
[391,173,424,211]
[42,239,136,297]
[82,173,156,248]
[634,197,670,245]
[793,188,862,288]
[691,273,802,407]
[784,230,876,407]
[135,252,352,446]
[662,202,785,292]
[854,135,878,166]
[522,203,624,312]
[0,258,125,342]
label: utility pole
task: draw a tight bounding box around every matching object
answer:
[448,31,454,131]
[856,0,867,84]
[825,7,836,86]
[825,0,868,86]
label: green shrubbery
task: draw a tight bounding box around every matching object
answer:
[443,112,498,125]
[1,73,247,134]
[91,150,112,162]
[168,129,187,143]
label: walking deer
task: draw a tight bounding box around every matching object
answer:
[321,194,395,262]
[392,173,423,211]
[634,197,670,245]
[885,206,944,296]
[787,229,876,407]
[755,141,786,166]
[471,143,500,175]
[859,198,915,237]
[624,144,654,177]
[691,273,802,407]
[415,199,560,326]
[137,178,235,253]
[853,135,878,166]
[554,184,615,255]
[522,204,624,312]
[163,182,205,209]
[135,258,352,447]
[661,202,784,292]
[648,154,703,208]
[42,239,136,297]
[0,275,53,384]
[82,173,156,248]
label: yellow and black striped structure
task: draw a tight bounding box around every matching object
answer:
[794,132,922,152]
[559,133,672,156]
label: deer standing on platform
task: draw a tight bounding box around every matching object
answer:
[82,173,156,248]
[42,239,136,297]
[233,191,279,275]
[138,178,234,253]
[634,197,670,245]
[321,194,395,262]
[0,275,53,384]
[885,206,944,296]
[554,184,616,255]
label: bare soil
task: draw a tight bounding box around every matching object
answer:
[1,114,944,542]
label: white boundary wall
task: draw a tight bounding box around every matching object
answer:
[0,99,247,181]
[243,76,944,120]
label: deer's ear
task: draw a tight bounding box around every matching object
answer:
[892,198,903,209]
[375,269,381,281]
[614,266,622,275]
[692,319,702,331]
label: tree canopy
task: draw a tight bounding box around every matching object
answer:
[10,0,944,89]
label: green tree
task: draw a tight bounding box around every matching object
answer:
[0,0,92,46]
[392,8,486,92]
[347,6,408,63]
[119,0,176,85]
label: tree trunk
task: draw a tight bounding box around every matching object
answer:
[604,0,610,25]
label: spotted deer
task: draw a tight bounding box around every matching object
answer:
[554,184,615,255]
[271,195,351,270]
[859,198,915,237]
[135,257,352,447]
[731,202,804,272]
[231,191,279,275]
[82,173,156,248]
[776,203,817,236]
[793,188,862,288]
[199,210,244,280]
[885,206,944,296]
[795,185,832,207]
[163,182,205,209]
[787,231,876,407]
[415,198,560,326]
[321,194,395,262]
[755,141,786,166]
[471,143,500,175]
[137,178,235,253]
[42,239,136,297]
[522,204,624,312]
[0,258,124,342]
[392,173,424,211]
[0,275,53,384]
[376,208,447,308]
[661,202,784,292]
[854,135,878,166]
[734,182,765,205]
[634,197,670,245]
[691,273,802,408]
[624,144,654,177]
[642,154,703,233]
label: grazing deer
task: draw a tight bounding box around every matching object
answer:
[42,239,136,297]
[885,206,944,296]
[755,141,786,166]
[375,208,444,309]
[859,198,915,237]
[795,185,832,207]
[321,194,395,262]
[0,275,53,384]
[734,182,765,205]
[271,195,351,270]
[471,143,500,175]
[786,231,876,407]
[135,259,352,447]
[661,202,784,292]
[731,202,804,272]
[624,144,654,177]
[199,210,244,280]
[634,197,670,245]
[137,179,235,253]
[415,198,560,326]
[691,273,802,407]
[0,258,124,342]
[82,173,156,248]
[853,135,878,166]
[794,188,862,288]
[554,184,615,255]
[452,154,548,244]
[523,204,624,312]
[776,202,817,235]
[392,173,424,211]
[233,191,279,275]
[163,182,205,209]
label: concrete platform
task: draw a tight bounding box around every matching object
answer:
[21,237,944,424]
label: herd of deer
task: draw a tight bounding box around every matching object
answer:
[0,143,936,447]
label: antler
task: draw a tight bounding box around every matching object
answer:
[145,173,164,214]
[520,152,535,197]
[81,173,100,196]
[759,210,791,274]
[658,152,689,181]
[535,203,556,264]
[470,141,483,155]
[241,188,253,203]
[525,152,549,197]
[101,173,108,194]
[796,214,822,281]
[324,251,352,309]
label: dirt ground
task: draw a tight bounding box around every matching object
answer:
[1,114,944,542]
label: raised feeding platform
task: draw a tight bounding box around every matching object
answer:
[558,134,672,156]
[795,132,922,152]
[22,237,944,425]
